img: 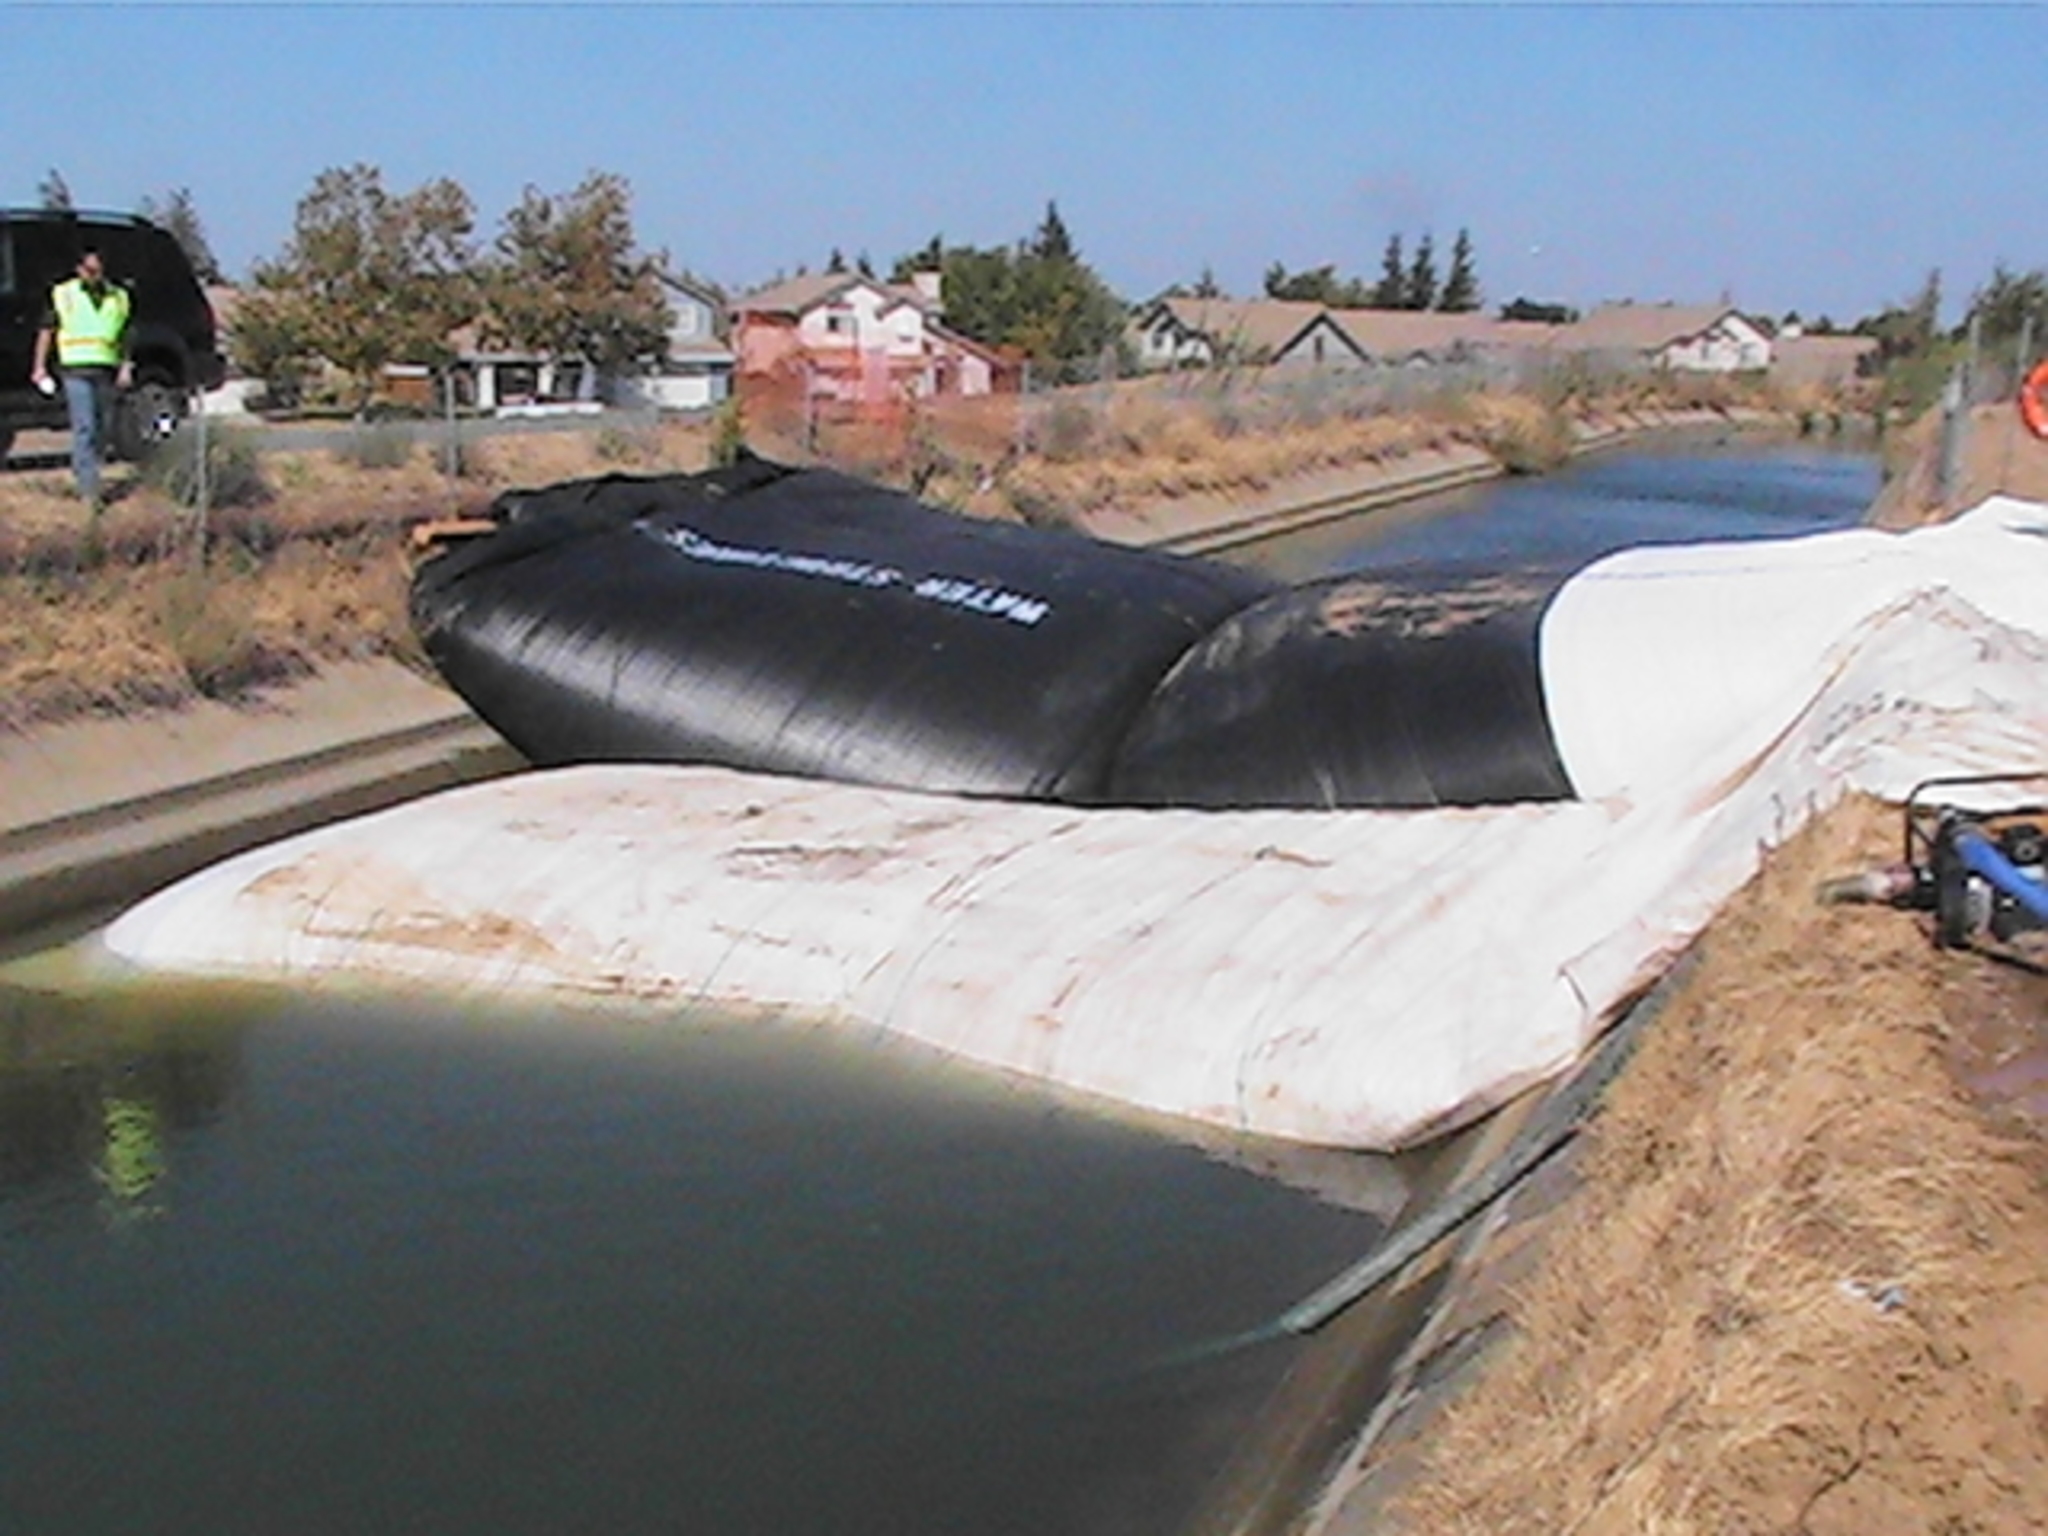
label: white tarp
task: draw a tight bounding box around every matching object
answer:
[105,497,2048,1149]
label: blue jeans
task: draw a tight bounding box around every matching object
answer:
[62,368,114,505]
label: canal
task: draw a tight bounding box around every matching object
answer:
[0,438,1879,1535]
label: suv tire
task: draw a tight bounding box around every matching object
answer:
[114,375,186,462]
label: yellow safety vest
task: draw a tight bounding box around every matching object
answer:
[51,277,131,369]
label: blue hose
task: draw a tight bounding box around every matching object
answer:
[1954,827,2048,925]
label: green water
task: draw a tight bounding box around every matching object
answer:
[0,976,1399,1534]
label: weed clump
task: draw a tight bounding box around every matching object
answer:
[335,421,416,471]
[142,424,273,509]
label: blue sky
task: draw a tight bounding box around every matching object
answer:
[4,3,2039,324]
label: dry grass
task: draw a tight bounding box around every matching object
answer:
[0,419,713,728]
[1393,797,2048,1535]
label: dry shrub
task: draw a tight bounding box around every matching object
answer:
[1454,392,1577,474]
[1394,797,2048,1535]
[141,424,273,510]
[150,557,310,698]
[0,572,191,725]
[333,421,417,472]
[1035,397,1102,462]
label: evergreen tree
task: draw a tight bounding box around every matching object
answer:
[889,204,1124,381]
[1437,228,1479,313]
[890,233,946,285]
[1911,267,1943,346]
[1404,233,1438,311]
[38,168,73,211]
[826,247,847,274]
[1193,264,1221,299]
[1032,200,1076,264]
[1368,234,1403,309]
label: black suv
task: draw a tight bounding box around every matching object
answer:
[1,209,226,462]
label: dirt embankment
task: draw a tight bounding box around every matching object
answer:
[1384,798,2048,1534]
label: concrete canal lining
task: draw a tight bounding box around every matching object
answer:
[0,661,520,942]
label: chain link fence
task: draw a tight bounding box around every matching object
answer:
[738,339,1670,483]
[1937,315,2043,506]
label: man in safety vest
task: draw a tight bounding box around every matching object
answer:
[30,248,133,510]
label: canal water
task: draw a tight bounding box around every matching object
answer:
[0,438,1878,1535]
[1239,432,1878,580]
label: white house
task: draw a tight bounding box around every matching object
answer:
[1565,303,1774,372]
[617,272,737,413]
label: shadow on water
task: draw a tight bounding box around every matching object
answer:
[0,974,1412,1536]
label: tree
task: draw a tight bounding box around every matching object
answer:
[1264,261,1369,305]
[1855,268,1944,365]
[137,186,224,284]
[1498,297,1578,324]
[826,246,847,274]
[1404,233,1438,311]
[1193,264,1222,299]
[1438,228,1480,313]
[483,170,672,381]
[1032,200,1076,265]
[225,284,314,408]
[37,168,72,211]
[1966,263,2048,356]
[890,234,945,284]
[1372,234,1405,309]
[249,163,479,411]
[891,204,1124,380]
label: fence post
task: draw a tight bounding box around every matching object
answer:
[1013,360,1033,458]
[193,386,210,563]
[2000,315,2035,492]
[1936,369,1966,512]
[443,369,459,484]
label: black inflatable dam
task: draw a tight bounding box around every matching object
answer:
[410,458,1579,809]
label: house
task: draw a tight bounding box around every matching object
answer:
[452,272,736,415]
[1128,298,1533,371]
[729,271,1008,406]
[196,283,263,414]
[1317,309,1503,368]
[1125,298,1329,369]
[1563,303,1774,373]
[615,271,736,413]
